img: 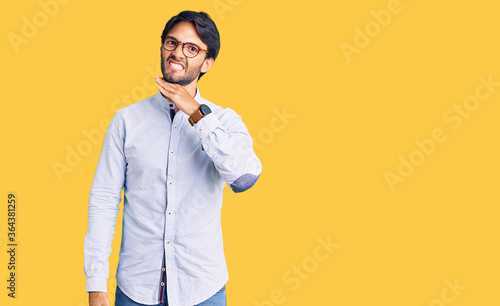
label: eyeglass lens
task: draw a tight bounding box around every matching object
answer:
[164,38,200,57]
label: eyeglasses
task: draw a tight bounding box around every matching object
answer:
[161,36,208,58]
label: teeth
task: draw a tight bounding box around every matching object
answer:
[170,62,184,70]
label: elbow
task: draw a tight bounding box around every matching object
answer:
[229,173,260,193]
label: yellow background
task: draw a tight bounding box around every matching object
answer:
[1,0,499,305]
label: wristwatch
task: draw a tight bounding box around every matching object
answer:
[188,104,211,126]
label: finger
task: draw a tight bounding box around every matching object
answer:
[155,76,175,90]
[154,76,168,87]
[155,77,174,93]
[156,81,180,99]
[157,85,178,104]
[158,85,178,100]
[157,84,169,97]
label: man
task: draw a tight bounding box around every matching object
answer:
[84,10,262,306]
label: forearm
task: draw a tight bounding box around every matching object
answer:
[84,202,119,292]
[196,109,262,192]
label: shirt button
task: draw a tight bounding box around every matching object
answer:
[170,151,174,154]
[168,211,172,215]
[162,268,165,272]
[169,182,173,186]
[198,128,202,133]
[166,240,170,244]
[161,282,165,286]
[174,126,177,129]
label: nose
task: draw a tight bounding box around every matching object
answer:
[171,42,185,59]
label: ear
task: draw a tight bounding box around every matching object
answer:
[201,57,214,73]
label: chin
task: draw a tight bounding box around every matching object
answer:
[164,75,182,84]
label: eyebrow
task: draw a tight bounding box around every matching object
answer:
[164,35,200,46]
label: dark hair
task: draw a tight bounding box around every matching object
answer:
[161,10,220,80]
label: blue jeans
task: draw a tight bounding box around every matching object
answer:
[114,284,226,306]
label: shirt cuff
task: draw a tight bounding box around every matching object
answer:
[86,276,108,293]
[194,113,223,140]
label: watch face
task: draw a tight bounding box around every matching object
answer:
[200,104,212,115]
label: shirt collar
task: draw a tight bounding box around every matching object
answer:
[154,87,201,113]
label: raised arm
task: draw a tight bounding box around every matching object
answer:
[195,108,262,192]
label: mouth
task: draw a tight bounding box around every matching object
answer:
[167,59,185,72]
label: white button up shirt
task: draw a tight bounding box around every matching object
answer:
[84,88,262,305]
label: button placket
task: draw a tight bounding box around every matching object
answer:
[163,109,181,301]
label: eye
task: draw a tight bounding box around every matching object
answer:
[188,45,198,52]
[166,39,176,45]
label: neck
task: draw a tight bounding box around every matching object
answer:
[183,81,197,98]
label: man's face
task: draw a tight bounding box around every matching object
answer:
[160,21,211,86]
